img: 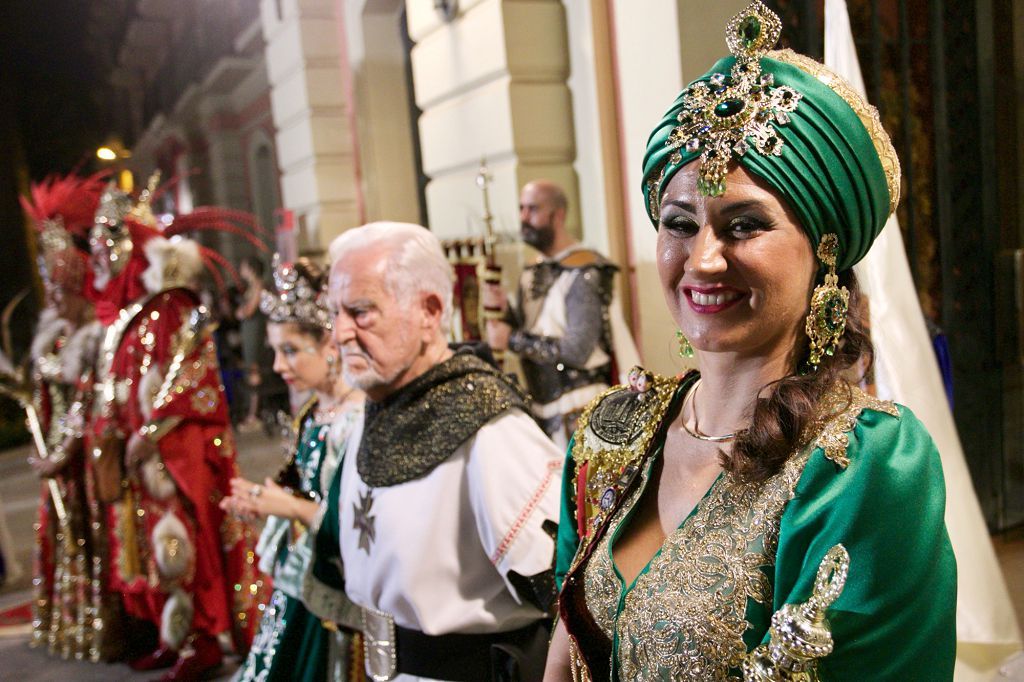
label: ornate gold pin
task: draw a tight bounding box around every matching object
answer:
[663,1,799,197]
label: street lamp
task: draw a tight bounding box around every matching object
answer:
[95,140,132,162]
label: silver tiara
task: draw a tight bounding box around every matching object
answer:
[259,254,333,330]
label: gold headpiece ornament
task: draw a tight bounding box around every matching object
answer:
[90,181,135,277]
[259,255,333,331]
[90,171,162,278]
[664,1,799,197]
[128,171,160,228]
[38,218,73,264]
[37,218,84,291]
[92,181,132,229]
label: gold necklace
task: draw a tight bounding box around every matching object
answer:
[680,379,738,443]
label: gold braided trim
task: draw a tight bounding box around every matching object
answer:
[807,383,899,468]
[568,637,592,682]
[771,48,902,215]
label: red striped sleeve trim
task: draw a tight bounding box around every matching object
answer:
[489,459,561,566]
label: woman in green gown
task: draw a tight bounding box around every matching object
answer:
[222,258,364,682]
[543,3,956,680]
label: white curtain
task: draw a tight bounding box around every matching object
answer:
[824,0,1022,677]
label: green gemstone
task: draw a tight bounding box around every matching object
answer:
[698,177,726,197]
[714,99,745,118]
[740,15,762,48]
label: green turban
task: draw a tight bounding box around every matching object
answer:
[642,48,900,272]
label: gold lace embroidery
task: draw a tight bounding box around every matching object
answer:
[808,385,898,468]
[577,383,895,680]
[582,470,649,639]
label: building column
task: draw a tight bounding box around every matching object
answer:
[198,97,253,260]
[405,0,577,241]
[260,0,363,256]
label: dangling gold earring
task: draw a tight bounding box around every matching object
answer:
[326,353,340,381]
[804,233,849,372]
[676,330,695,358]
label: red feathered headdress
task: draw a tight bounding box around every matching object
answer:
[21,171,108,295]
[88,171,270,323]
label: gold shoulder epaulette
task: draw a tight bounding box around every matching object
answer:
[569,369,683,537]
[572,371,677,471]
[809,383,899,469]
[559,249,602,268]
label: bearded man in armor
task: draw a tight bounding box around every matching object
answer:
[485,180,639,450]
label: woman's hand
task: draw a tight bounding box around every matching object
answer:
[219,495,252,520]
[222,477,318,524]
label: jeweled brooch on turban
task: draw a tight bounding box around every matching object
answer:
[661,1,800,199]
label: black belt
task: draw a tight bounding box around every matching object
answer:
[524,362,612,406]
[395,620,549,681]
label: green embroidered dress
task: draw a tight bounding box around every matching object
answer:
[236,401,362,682]
[555,372,956,681]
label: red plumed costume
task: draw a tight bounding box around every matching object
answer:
[86,179,264,679]
[21,172,122,661]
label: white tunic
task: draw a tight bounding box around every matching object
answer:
[338,407,562,641]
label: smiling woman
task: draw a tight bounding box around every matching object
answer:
[657,164,817,360]
[544,2,955,681]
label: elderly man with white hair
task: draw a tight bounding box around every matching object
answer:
[325,221,562,681]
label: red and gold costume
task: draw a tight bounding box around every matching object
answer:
[20,173,122,661]
[86,179,264,678]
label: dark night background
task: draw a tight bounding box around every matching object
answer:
[0,0,107,443]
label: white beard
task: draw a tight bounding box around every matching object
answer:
[342,354,411,394]
[342,362,388,393]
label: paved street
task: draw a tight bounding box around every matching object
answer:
[0,428,284,681]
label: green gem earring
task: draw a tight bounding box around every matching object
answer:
[676,330,695,358]
[804,233,849,372]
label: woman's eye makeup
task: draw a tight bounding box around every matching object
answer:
[660,215,700,234]
[727,215,770,237]
[659,208,773,239]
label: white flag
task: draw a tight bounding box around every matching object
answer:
[824,0,1021,673]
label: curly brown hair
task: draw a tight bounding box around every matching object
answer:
[721,269,871,483]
